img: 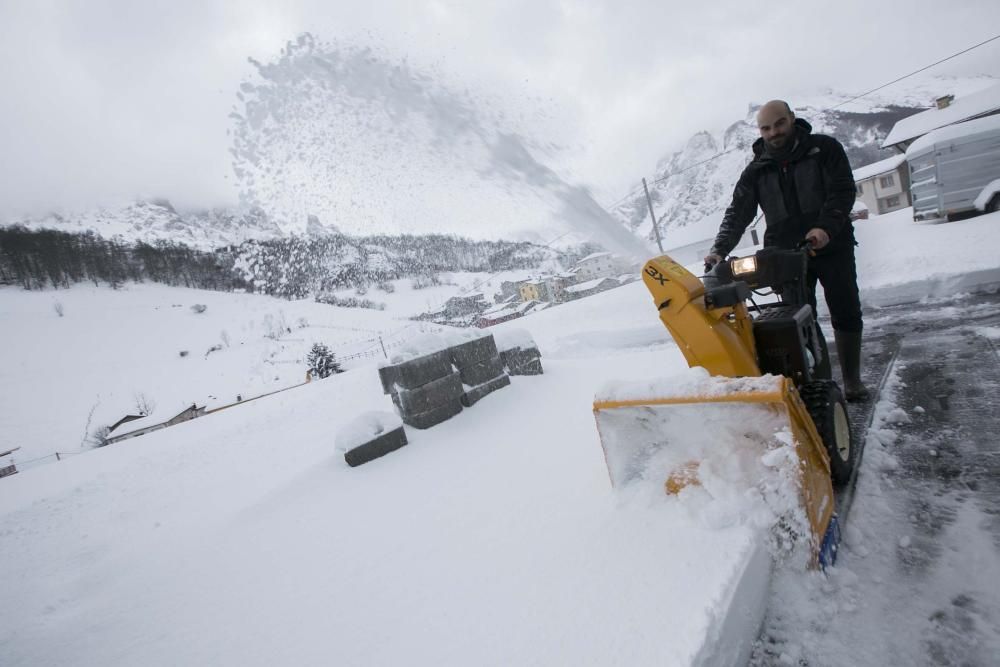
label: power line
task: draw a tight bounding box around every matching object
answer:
[831,32,1000,111]
[632,31,1000,210]
[652,147,741,185]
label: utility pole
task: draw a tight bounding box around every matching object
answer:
[642,178,665,253]
[378,336,388,359]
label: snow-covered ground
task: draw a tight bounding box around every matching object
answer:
[0,270,540,467]
[2,207,1000,665]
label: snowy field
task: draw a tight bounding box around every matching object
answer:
[2,207,1000,665]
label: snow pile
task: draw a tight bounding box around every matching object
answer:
[596,366,784,403]
[386,332,454,364]
[0,335,767,666]
[595,379,812,566]
[853,207,1000,296]
[492,327,538,352]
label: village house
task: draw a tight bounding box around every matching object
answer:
[562,276,620,301]
[105,403,207,445]
[476,299,546,328]
[517,272,579,304]
[495,276,532,301]
[572,252,632,282]
[441,293,487,318]
[853,153,911,215]
[518,279,548,302]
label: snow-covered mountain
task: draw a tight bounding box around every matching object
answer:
[613,75,997,249]
[2,200,298,250]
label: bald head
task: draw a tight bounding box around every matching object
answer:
[756,100,795,150]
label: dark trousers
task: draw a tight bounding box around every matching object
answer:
[806,246,863,333]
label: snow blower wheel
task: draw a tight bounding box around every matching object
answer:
[801,379,854,487]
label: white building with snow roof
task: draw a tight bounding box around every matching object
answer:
[572,252,632,282]
[853,153,910,215]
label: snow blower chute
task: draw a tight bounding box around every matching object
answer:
[593,248,854,566]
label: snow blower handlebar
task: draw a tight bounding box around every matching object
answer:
[702,245,812,307]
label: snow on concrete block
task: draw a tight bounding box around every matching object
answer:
[402,399,463,430]
[336,411,408,467]
[495,328,543,375]
[493,327,537,353]
[449,333,499,368]
[396,370,464,416]
[461,373,511,408]
[380,349,454,392]
[502,347,543,375]
[388,332,452,363]
[456,354,505,387]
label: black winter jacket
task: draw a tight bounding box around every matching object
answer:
[711,118,857,257]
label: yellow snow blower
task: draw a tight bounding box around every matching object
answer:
[593,247,853,567]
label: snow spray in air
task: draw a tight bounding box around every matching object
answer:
[230,33,653,262]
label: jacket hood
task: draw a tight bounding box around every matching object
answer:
[752,117,813,160]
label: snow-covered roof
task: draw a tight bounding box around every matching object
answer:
[514,300,541,314]
[852,154,907,181]
[335,411,403,453]
[481,302,520,318]
[882,84,1000,148]
[447,292,485,302]
[107,403,204,439]
[905,113,1000,157]
[107,412,162,437]
[577,251,611,264]
[564,276,617,293]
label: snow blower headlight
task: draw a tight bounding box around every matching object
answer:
[730,256,757,277]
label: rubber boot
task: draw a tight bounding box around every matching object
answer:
[835,330,869,402]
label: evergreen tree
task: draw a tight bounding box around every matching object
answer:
[307,343,342,379]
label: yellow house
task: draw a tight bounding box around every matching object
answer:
[519,280,543,302]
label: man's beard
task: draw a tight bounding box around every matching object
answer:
[767,133,790,150]
[764,125,798,157]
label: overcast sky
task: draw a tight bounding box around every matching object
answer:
[1,0,997,218]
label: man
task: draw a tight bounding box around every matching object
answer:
[704,100,868,400]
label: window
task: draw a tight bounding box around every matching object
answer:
[884,195,900,208]
[879,174,895,188]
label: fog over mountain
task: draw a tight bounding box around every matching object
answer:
[4,72,994,253]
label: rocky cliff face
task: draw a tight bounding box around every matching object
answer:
[613,103,919,248]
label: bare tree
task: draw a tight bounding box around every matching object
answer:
[53,301,65,317]
[80,397,100,449]
[87,425,111,448]
[133,392,156,416]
